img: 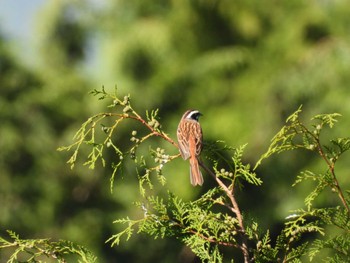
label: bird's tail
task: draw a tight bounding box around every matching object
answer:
[189,157,203,186]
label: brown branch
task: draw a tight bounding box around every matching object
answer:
[169,220,240,249]
[186,228,239,248]
[315,138,350,215]
[101,112,178,147]
[303,126,350,216]
[199,160,251,263]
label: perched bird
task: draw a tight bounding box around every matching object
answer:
[177,110,203,186]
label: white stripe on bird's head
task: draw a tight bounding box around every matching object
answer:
[186,110,202,121]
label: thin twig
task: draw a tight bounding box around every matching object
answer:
[101,112,178,147]
[315,138,350,215]
[199,161,251,263]
[171,220,240,248]
[303,126,350,215]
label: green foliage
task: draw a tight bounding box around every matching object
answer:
[108,190,240,263]
[58,86,176,194]
[0,231,96,263]
[57,89,350,262]
[255,106,343,168]
[2,83,350,261]
[256,106,350,212]
[2,0,350,262]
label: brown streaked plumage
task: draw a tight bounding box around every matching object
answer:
[177,110,203,186]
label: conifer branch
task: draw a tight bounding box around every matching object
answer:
[99,112,177,147]
[315,138,350,216]
[199,161,251,263]
[57,90,350,262]
[301,123,350,215]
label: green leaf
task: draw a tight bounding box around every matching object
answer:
[312,113,341,128]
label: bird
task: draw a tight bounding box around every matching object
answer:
[177,109,203,186]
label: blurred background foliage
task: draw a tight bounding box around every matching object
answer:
[1,0,350,262]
